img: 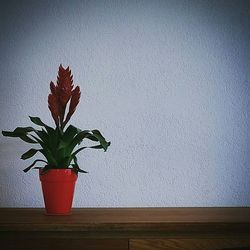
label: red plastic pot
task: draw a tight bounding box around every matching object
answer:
[39,169,77,215]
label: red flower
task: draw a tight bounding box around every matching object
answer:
[48,93,60,126]
[64,86,81,125]
[48,65,81,128]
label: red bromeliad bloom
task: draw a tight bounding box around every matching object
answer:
[48,65,81,129]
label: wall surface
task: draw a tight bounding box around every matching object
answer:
[0,0,249,207]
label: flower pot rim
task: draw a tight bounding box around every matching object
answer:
[39,168,76,173]
[39,168,78,182]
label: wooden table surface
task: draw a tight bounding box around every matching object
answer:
[1,208,250,250]
[0,207,250,237]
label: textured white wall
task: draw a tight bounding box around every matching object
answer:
[0,0,249,207]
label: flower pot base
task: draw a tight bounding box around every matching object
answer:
[44,211,72,216]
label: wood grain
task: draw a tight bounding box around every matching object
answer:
[0,208,250,238]
[1,208,250,224]
[130,239,250,250]
[0,208,250,250]
[0,238,128,250]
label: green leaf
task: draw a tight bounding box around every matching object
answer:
[39,165,53,175]
[67,130,110,155]
[30,134,43,144]
[40,148,57,166]
[21,149,40,160]
[19,135,38,144]
[35,128,60,163]
[14,127,37,133]
[62,157,71,168]
[63,125,81,143]
[71,156,88,174]
[58,125,80,151]
[29,117,54,134]
[2,130,38,144]
[92,141,111,149]
[2,126,36,137]
[85,134,99,142]
[72,142,111,157]
[29,116,47,127]
[46,128,60,150]
[35,129,49,144]
[71,164,88,173]
[92,130,110,151]
[72,146,88,156]
[69,130,92,152]
[2,126,40,144]
[23,159,48,173]
[2,131,20,137]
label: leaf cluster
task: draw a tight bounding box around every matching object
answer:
[2,116,110,174]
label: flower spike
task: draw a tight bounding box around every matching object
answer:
[48,65,80,129]
[64,86,81,126]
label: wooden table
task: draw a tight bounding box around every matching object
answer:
[0,208,250,250]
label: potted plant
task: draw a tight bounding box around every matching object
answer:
[2,65,110,215]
